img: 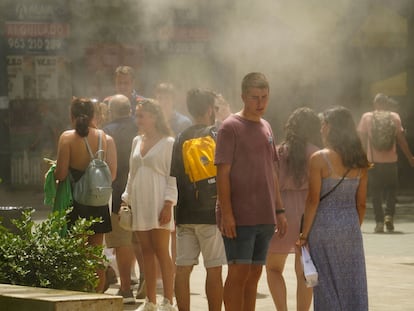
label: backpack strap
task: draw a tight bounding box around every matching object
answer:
[83,137,95,159]
[199,125,217,140]
[83,130,104,160]
[96,130,104,160]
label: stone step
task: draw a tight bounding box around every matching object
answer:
[0,284,122,311]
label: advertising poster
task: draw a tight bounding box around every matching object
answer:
[4,0,71,186]
[35,55,58,99]
[6,56,24,100]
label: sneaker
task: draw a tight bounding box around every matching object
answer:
[137,298,157,311]
[374,222,384,233]
[116,289,136,305]
[384,215,394,232]
[136,278,147,299]
[158,297,177,311]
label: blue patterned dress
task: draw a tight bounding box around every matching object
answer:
[308,156,368,311]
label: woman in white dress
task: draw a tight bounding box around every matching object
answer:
[122,99,178,311]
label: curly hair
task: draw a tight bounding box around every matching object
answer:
[71,97,95,137]
[280,107,322,187]
[322,106,369,168]
[137,98,172,137]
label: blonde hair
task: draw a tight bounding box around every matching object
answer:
[138,99,172,136]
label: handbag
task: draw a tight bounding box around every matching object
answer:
[118,205,133,231]
[301,246,318,287]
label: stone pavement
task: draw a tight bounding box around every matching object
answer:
[1,185,414,310]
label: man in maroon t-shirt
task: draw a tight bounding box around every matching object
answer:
[215,72,287,311]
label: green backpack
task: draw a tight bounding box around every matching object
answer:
[371,111,396,151]
[72,131,112,206]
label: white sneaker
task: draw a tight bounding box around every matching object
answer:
[157,298,177,311]
[137,298,157,311]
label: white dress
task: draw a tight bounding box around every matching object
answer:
[122,135,177,231]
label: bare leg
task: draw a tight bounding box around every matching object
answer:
[88,233,106,293]
[175,265,193,311]
[266,253,288,311]
[136,231,157,303]
[223,264,250,311]
[132,236,145,280]
[295,251,313,311]
[243,265,263,311]
[152,229,175,303]
[205,266,223,311]
[171,230,177,273]
[116,245,134,291]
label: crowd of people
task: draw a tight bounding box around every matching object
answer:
[52,66,414,311]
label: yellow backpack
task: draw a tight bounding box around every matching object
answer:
[182,127,217,208]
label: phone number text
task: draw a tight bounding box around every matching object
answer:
[7,38,64,52]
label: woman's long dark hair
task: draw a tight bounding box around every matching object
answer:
[280,107,322,187]
[323,106,369,168]
[71,97,95,137]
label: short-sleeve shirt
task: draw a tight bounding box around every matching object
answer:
[357,111,403,163]
[214,114,278,226]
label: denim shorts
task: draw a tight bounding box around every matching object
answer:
[222,224,275,265]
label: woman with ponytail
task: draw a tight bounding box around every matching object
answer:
[54,97,117,293]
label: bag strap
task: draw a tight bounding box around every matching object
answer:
[96,131,104,160]
[196,125,216,140]
[319,168,351,202]
[83,130,103,160]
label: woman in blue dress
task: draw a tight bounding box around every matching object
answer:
[298,106,370,311]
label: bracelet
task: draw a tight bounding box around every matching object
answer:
[276,209,285,215]
[299,233,307,241]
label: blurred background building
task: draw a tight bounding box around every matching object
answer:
[1,0,414,189]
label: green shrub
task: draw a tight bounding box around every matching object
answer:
[0,209,107,292]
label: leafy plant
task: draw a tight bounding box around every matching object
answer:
[0,209,107,292]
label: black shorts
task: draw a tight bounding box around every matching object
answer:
[68,201,112,234]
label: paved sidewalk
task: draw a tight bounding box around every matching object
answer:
[99,200,414,310]
[1,185,414,310]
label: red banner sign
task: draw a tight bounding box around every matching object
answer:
[5,22,70,38]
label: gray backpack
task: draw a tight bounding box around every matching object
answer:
[72,131,112,206]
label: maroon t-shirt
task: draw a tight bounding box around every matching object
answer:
[215,114,278,226]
